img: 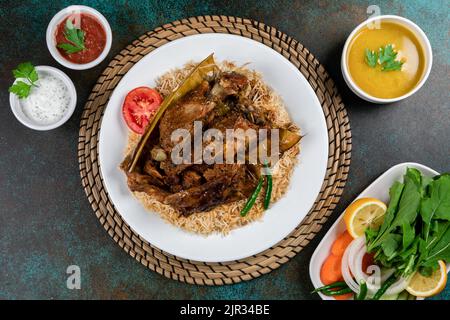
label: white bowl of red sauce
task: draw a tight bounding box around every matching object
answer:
[46,5,112,70]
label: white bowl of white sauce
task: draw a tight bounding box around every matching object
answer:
[9,66,76,131]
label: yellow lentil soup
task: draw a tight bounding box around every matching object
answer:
[347,22,425,99]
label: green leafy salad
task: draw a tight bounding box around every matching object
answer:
[366,168,450,278]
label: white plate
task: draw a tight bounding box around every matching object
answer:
[309,162,448,300]
[99,33,329,262]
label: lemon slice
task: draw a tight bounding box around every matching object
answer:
[343,197,387,238]
[406,260,447,297]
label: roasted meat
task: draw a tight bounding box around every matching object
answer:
[159,81,215,152]
[181,170,203,189]
[210,71,249,100]
[126,172,169,202]
[123,70,295,216]
[164,164,257,215]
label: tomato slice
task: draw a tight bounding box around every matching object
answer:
[122,87,163,134]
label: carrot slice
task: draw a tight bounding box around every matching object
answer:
[319,231,357,299]
[331,231,354,256]
[334,293,353,300]
[320,254,343,285]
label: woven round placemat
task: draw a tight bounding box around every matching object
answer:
[78,16,351,285]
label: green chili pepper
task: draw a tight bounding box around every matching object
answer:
[240,175,264,217]
[355,281,368,300]
[373,274,397,300]
[321,287,353,296]
[312,281,348,293]
[263,164,272,209]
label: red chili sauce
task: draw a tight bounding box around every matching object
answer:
[55,13,106,64]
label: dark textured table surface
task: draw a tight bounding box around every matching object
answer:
[0,0,449,300]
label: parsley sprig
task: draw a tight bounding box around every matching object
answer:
[364,44,404,71]
[8,62,39,99]
[57,19,86,54]
[364,48,378,68]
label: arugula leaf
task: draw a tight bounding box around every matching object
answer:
[367,169,421,253]
[399,238,419,260]
[421,174,450,224]
[369,170,450,278]
[364,48,378,68]
[390,168,422,228]
[402,221,416,249]
[8,62,39,99]
[419,221,450,269]
[365,225,378,244]
[420,174,450,250]
[381,233,402,259]
[57,18,85,54]
[366,168,424,276]
[378,181,405,235]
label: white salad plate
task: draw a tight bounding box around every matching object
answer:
[98,33,329,262]
[310,162,448,300]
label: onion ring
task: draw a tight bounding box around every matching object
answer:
[340,236,410,298]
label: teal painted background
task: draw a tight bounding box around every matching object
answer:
[0,0,449,299]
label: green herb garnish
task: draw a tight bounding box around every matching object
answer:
[364,48,378,68]
[382,59,404,71]
[364,44,404,71]
[8,62,39,99]
[57,19,85,54]
[378,44,397,64]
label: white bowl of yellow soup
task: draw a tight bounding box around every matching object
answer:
[341,15,432,103]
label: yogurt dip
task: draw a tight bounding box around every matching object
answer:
[21,71,71,125]
[9,65,77,131]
